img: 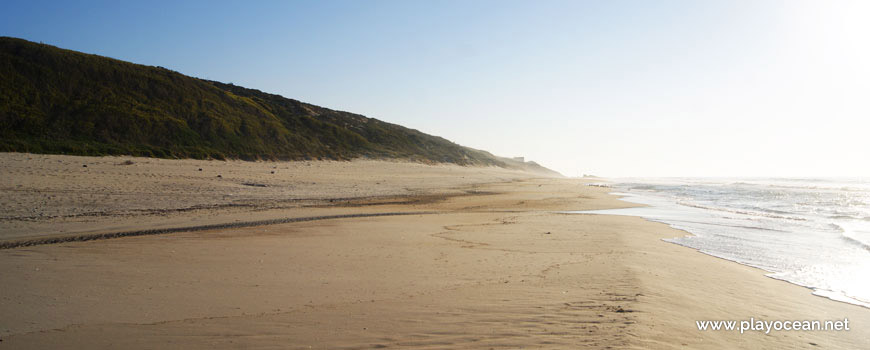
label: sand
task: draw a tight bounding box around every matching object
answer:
[0,153,538,245]
[0,153,867,349]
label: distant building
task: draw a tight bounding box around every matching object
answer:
[512,157,524,162]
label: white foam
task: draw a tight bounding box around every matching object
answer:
[570,178,870,309]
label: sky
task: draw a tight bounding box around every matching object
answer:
[2,0,869,177]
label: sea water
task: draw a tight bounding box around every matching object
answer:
[575,178,870,308]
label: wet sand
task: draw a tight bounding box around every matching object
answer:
[0,153,867,349]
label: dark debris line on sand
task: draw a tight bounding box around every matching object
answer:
[0,212,437,249]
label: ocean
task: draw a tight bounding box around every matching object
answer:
[576,178,870,308]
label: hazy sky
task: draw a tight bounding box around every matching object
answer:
[2,0,868,177]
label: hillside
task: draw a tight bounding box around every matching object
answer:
[0,37,558,175]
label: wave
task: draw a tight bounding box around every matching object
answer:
[828,215,870,222]
[811,289,870,309]
[675,201,808,221]
[729,181,870,193]
[841,231,870,252]
[662,218,790,233]
[610,178,870,310]
[828,222,846,233]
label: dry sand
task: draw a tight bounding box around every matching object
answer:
[0,153,867,349]
[0,153,537,245]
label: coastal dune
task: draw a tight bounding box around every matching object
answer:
[0,153,867,349]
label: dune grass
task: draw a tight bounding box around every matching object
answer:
[0,37,503,166]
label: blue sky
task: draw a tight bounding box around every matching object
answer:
[3,0,868,177]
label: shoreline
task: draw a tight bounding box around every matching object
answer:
[588,184,870,311]
[1,154,867,349]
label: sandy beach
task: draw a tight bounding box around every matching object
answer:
[1,153,867,349]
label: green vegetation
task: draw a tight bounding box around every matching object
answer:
[0,36,507,166]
